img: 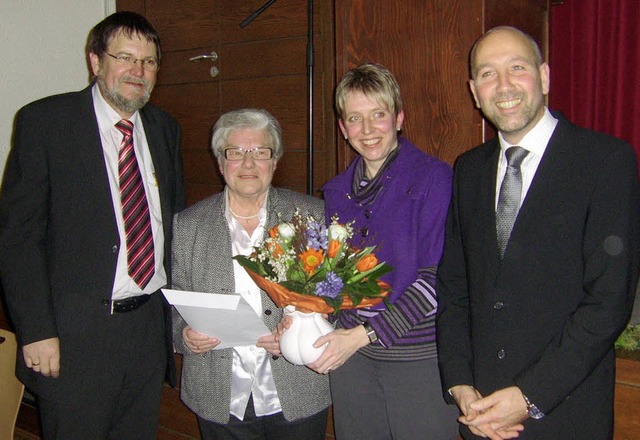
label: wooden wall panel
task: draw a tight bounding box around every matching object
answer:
[146,0,219,52]
[219,0,316,44]
[484,0,549,54]
[480,0,549,141]
[221,38,309,79]
[152,83,218,151]
[335,0,482,168]
[131,0,335,203]
[182,149,219,184]
[156,49,220,86]
[335,0,549,169]
[614,358,640,439]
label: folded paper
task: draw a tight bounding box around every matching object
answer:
[162,289,271,350]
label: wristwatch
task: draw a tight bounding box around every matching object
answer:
[362,322,378,344]
[522,394,545,419]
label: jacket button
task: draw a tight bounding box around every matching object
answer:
[112,245,118,253]
[493,301,504,310]
[264,309,272,315]
[497,349,506,359]
[101,299,110,306]
[272,355,279,360]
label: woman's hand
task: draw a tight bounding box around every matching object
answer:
[307,325,369,374]
[256,332,281,356]
[256,313,294,356]
[275,314,293,337]
[182,326,220,354]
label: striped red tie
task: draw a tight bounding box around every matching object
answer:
[116,119,155,288]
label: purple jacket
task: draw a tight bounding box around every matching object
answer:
[322,138,452,360]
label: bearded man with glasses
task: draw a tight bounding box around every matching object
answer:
[0,11,184,439]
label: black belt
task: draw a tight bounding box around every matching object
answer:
[106,294,152,313]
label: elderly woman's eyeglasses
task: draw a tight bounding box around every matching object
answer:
[224,147,273,161]
[105,53,159,71]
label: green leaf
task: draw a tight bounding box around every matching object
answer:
[232,255,266,276]
[348,262,394,283]
[280,280,307,295]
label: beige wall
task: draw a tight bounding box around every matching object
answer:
[0,1,115,182]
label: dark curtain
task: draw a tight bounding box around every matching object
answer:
[549,0,640,174]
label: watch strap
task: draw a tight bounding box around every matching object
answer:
[362,322,378,344]
[522,394,545,419]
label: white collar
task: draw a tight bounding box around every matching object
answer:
[498,108,558,158]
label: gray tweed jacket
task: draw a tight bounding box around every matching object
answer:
[171,187,331,423]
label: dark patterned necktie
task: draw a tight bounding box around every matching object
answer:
[496,146,529,258]
[116,119,155,288]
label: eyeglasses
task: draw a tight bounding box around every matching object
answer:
[224,147,274,161]
[105,53,159,71]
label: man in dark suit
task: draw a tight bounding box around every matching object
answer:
[0,11,184,439]
[436,26,639,439]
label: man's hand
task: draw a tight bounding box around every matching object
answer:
[23,337,60,378]
[461,386,527,438]
[450,385,524,439]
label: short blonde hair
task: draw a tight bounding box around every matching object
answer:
[335,63,403,118]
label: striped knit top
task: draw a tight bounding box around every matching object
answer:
[321,139,453,362]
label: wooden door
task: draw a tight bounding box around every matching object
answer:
[335,0,549,169]
[117,0,336,206]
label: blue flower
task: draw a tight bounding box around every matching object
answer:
[306,221,328,250]
[315,271,344,298]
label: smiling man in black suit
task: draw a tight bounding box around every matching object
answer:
[436,26,639,440]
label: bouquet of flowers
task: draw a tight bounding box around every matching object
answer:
[233,211,392,314]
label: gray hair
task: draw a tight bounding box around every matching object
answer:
[470,26,543,79]
[211,108,283,160]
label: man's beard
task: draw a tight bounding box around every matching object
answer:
[97,76,152,115]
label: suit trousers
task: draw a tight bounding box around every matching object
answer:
[37,293,167,440]
[330,353,459,440]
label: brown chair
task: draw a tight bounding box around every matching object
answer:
[0,329,25,439]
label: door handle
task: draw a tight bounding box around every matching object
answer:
[189,52,219,62]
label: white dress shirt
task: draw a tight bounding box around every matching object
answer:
[495,108,558,210]
[92,84,166,300]
[225,188,282,420]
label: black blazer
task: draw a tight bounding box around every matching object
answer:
[0,86,185,393]
[436,113,640,439]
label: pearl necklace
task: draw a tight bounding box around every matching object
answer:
[229,205,260,220]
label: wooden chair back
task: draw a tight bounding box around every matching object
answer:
[0,329,25,439]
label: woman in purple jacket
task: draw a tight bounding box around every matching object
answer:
[308,64,458,439]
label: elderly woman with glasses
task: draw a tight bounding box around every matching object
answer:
[171,108,330,440]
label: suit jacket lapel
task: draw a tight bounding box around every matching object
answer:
[140,107,173,231]
[73,87,119,235]
[507,117,572,249]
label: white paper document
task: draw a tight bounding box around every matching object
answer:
[162,289,271,350]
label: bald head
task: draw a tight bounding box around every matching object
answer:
[467,26,549,144]
[470,26,543,79]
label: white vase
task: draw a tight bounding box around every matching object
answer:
[279,305,334,365]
